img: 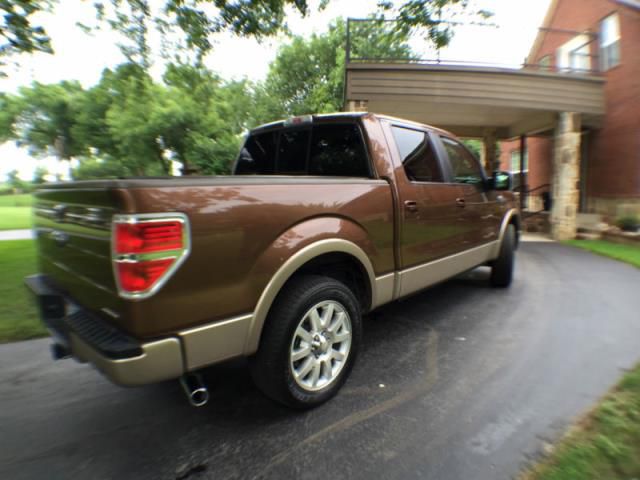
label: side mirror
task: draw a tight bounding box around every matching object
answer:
[491,171,513,191]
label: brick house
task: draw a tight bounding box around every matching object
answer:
[499,0,640,220]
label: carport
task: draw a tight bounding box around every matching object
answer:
[343,22,606,240]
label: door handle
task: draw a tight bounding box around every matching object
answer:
[404,200,418,212]
[456,198,466,207]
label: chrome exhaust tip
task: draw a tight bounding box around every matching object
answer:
[180,373,209,407]
[51,342,71,361]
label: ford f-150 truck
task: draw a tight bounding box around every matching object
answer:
[26,113,519,409]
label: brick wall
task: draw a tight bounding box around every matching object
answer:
[499,137,553,189]
[532,0,640,204]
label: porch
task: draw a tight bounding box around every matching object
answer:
[343,22,606,240]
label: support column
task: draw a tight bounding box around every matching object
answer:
[346,100,368,112]
[551,112,582,240]
[519,135,527,212]
[482,128,497,174]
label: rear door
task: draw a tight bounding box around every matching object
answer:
[437,136,500,247]
[387,123,466,269]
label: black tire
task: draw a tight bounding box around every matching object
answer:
[250,275,362,409]
[490,224,515,288]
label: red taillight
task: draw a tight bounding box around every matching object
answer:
[115,221,183,254]
[116,259,174,292]
[112,215,189,299]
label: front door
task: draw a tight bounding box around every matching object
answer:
[386,123,467,269]
[437,135,501,247]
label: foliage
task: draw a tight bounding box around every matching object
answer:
[523,362,640,480]
[616,215,640,232]
[10,81,86,160]
[5,169,31,191]
[32,165,48,184]
[0,240,45,343]
[378,0,493,50]
[252,18,413,125]
[0,1,52,76]
[565,240,640,269]
[2,61,252,177]
[462,139,482,159]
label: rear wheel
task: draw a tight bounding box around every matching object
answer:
[250,275,362,409]
[490,224,515,288]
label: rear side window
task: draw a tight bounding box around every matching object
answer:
[309,124,369,176]
[236,131,278,174]
[278,129,309,174]
[392,126,443,182]
[236,123,370,177]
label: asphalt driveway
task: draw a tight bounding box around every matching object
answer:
[1,241,639,480]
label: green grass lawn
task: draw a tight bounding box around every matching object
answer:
[523,364,640,480]
[0,193,33,230]
[565,239,640,269]
[524,240,640,479]
[0,240,47,343]
[0,206,32,230]
[0,193,33,207]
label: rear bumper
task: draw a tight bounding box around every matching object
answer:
[24,274,184,386]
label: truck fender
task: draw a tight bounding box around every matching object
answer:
[244,236,377,355]
[492,208,520,259]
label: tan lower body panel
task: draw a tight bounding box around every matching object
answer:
[373,272,396,308]
[397,241,499,299]
[179,314,253,370]
[69,333,184,386]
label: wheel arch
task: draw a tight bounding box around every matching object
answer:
[244,238,377,355]
[492,208,520,258]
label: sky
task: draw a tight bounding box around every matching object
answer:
[0,0,552,181]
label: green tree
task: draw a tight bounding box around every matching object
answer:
[72,157,135,179]
[0,1,52,75]
[155,63,252,174]
[252,18,413,125]
[6,169,28,191]
[4,81,86,180]
[32,165,48,184]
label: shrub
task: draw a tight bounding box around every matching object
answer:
[616,215,640,232]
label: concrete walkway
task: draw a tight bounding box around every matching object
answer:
[0,229,33,240]
[521,232,554,242]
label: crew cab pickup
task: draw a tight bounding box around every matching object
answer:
[26,113,519,409]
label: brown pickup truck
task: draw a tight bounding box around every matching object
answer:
[26,113,519,409]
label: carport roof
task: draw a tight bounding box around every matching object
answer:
[345,62,605,139]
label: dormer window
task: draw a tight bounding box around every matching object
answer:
[600,13,621,70]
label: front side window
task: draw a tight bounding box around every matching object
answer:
[391,126,443,182]
[600,13,621,70]
[441,137,484,187]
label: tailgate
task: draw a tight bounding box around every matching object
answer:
[33,186,126,329]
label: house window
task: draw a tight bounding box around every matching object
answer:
[570,44,591,71]
[600,13,621,70]
[510,150,529,191]
[557,34,592,73]
[539,55,552,70]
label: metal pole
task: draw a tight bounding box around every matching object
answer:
[519,135,527,211]
[343,19,351,111]
[346,18,351,63]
